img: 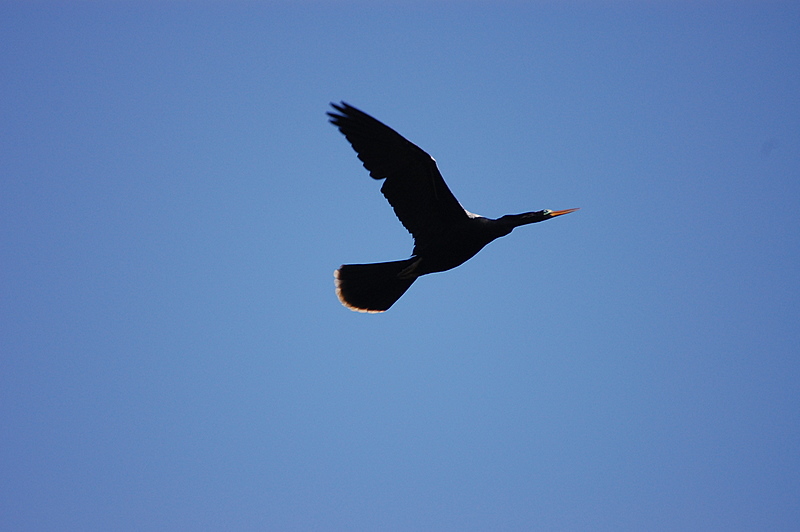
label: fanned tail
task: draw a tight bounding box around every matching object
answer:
[334,259,417,313]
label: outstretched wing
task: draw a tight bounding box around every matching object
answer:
[328,102,469,245]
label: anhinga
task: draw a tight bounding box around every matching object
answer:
[329,102,577,313]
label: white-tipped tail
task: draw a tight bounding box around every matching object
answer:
[334,259,417,313]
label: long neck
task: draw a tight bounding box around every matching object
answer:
[497,211,550,229]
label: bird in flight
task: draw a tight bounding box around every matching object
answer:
[328,102,577,313]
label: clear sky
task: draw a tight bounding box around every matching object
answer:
[2,2,799,530]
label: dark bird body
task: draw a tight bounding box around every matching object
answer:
[328,102,577,313]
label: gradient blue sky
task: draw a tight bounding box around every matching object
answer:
[2,3,799,530]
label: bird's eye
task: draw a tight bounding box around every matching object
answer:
[542,210,553,215]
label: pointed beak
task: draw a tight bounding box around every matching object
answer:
[549,208,580,217]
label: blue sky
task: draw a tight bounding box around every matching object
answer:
[2,2,799,530]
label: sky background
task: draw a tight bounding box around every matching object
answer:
[2,2,799,531]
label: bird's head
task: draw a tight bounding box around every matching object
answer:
[500,208,579,227]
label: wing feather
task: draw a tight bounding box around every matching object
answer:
[328,102,468,245]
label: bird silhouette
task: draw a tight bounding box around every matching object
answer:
[329,102,577,313]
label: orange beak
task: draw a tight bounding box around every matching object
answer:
[549,208,580,217]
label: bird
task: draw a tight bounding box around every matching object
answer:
[328,102,577,313]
